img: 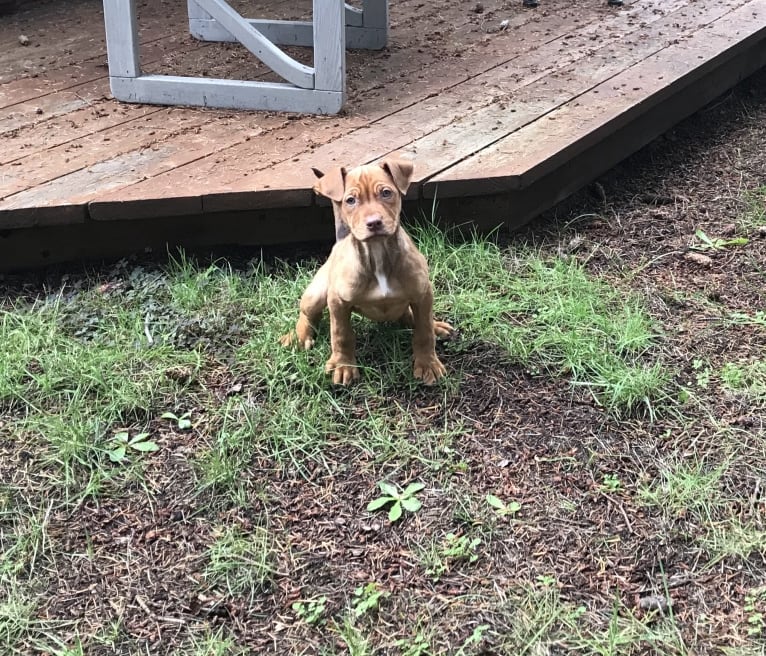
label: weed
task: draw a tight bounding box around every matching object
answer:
[107,430,158,463]
[183,626,246,656]
[367,481,425,522]
[738,185,766,232]
[692,358,711,389]
[638,457,726,522]
[422,532,482,581]
[352,583,389,618]
[726,310,766,330]
[0,586,36,654]
[600,474,622,493]
[743,587,766,638]
[161,411,193,430]
[334,616,372,656]
[720,360,766,403]
[455,624,490,656]
[486,494,522,517]
[292,596,327,626]
[536,574,558,588]
[414,227,669,414]
[395,630,432,656]
[702,519,766,565]
[690,228,749,251]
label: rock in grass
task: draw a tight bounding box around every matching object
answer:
[684,251,713,267]
[638,594,670,613]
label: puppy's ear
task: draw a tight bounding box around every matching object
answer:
[380,158,414,195]
[311,166,346,202]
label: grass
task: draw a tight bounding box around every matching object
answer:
[0,216,762,654]
[203,525,276,601]
[416,226,668,414]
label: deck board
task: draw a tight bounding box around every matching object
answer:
[1,0,765,268]
[426,0,766,196]
[88,0,667,214]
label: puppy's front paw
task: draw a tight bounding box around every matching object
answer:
[325,357,359,385]
[279,331,314,350]
[433,320,455,339]
[413,356,447,385]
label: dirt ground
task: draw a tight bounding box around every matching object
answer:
[2,29,766,656]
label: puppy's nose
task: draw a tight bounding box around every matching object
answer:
[366,216,383,231]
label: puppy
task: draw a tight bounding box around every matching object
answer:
[280,158,453,385]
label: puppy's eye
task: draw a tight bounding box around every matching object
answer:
[345,196,357,206]
[380,188,393,199]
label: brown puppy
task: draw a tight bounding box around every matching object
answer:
[280,158,453,385]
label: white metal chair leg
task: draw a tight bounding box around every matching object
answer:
[188,0,388,49]
[102,0,370,113]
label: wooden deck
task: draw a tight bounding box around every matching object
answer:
[2,0,766,269]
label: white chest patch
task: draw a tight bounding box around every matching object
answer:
[375,271,391,297]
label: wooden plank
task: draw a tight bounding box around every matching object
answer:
[430,35,766,234]
[399,0,750,195]
[1,103,162,167]
[313,0,345,92]
[0,109,217,198]
[0,0,108,82]
[424,0,766,197]
[146,0,704,203]
[0,112,292,217]
[86,0,660,220]
[0,203,87,230]
[0,37,187,110]
[0,204,335,272]
[109,75,343,112]
[1,80,113,137]
[0,0,181,83]
[0,0,301,105]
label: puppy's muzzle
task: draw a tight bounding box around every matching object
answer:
[366,215,384,232]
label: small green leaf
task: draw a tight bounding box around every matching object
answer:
[695,229,714,247]
[388,501,403,522]
[486,494,506,510]
[177,418,192,430]
[506,501,522,514]
[367,497,391,512]
[402,482,425,496]
[128,432,151,445]
[400,497,422,513]
[113,431,130,443]
[378,481,399,497]
[108,446,126,463]
[160,412,178,420]
[130,440,159,452]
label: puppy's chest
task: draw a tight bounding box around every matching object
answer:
[353,270,408,322]
[360,247,406,302]
[368,270,398,300]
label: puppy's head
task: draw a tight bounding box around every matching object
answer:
[312,158,414,242]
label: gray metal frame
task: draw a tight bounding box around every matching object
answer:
[102,0,388,114]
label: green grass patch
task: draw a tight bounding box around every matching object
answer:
[416,226,668,414]
[739,185,766,232]
[203,525,276,601]
[720,359,766,403]
[638,457,727,522]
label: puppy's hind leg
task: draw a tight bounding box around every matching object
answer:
[398,307,455,339]
[279,263,329,350]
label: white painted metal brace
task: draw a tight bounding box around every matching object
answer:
[101,0,388,114]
